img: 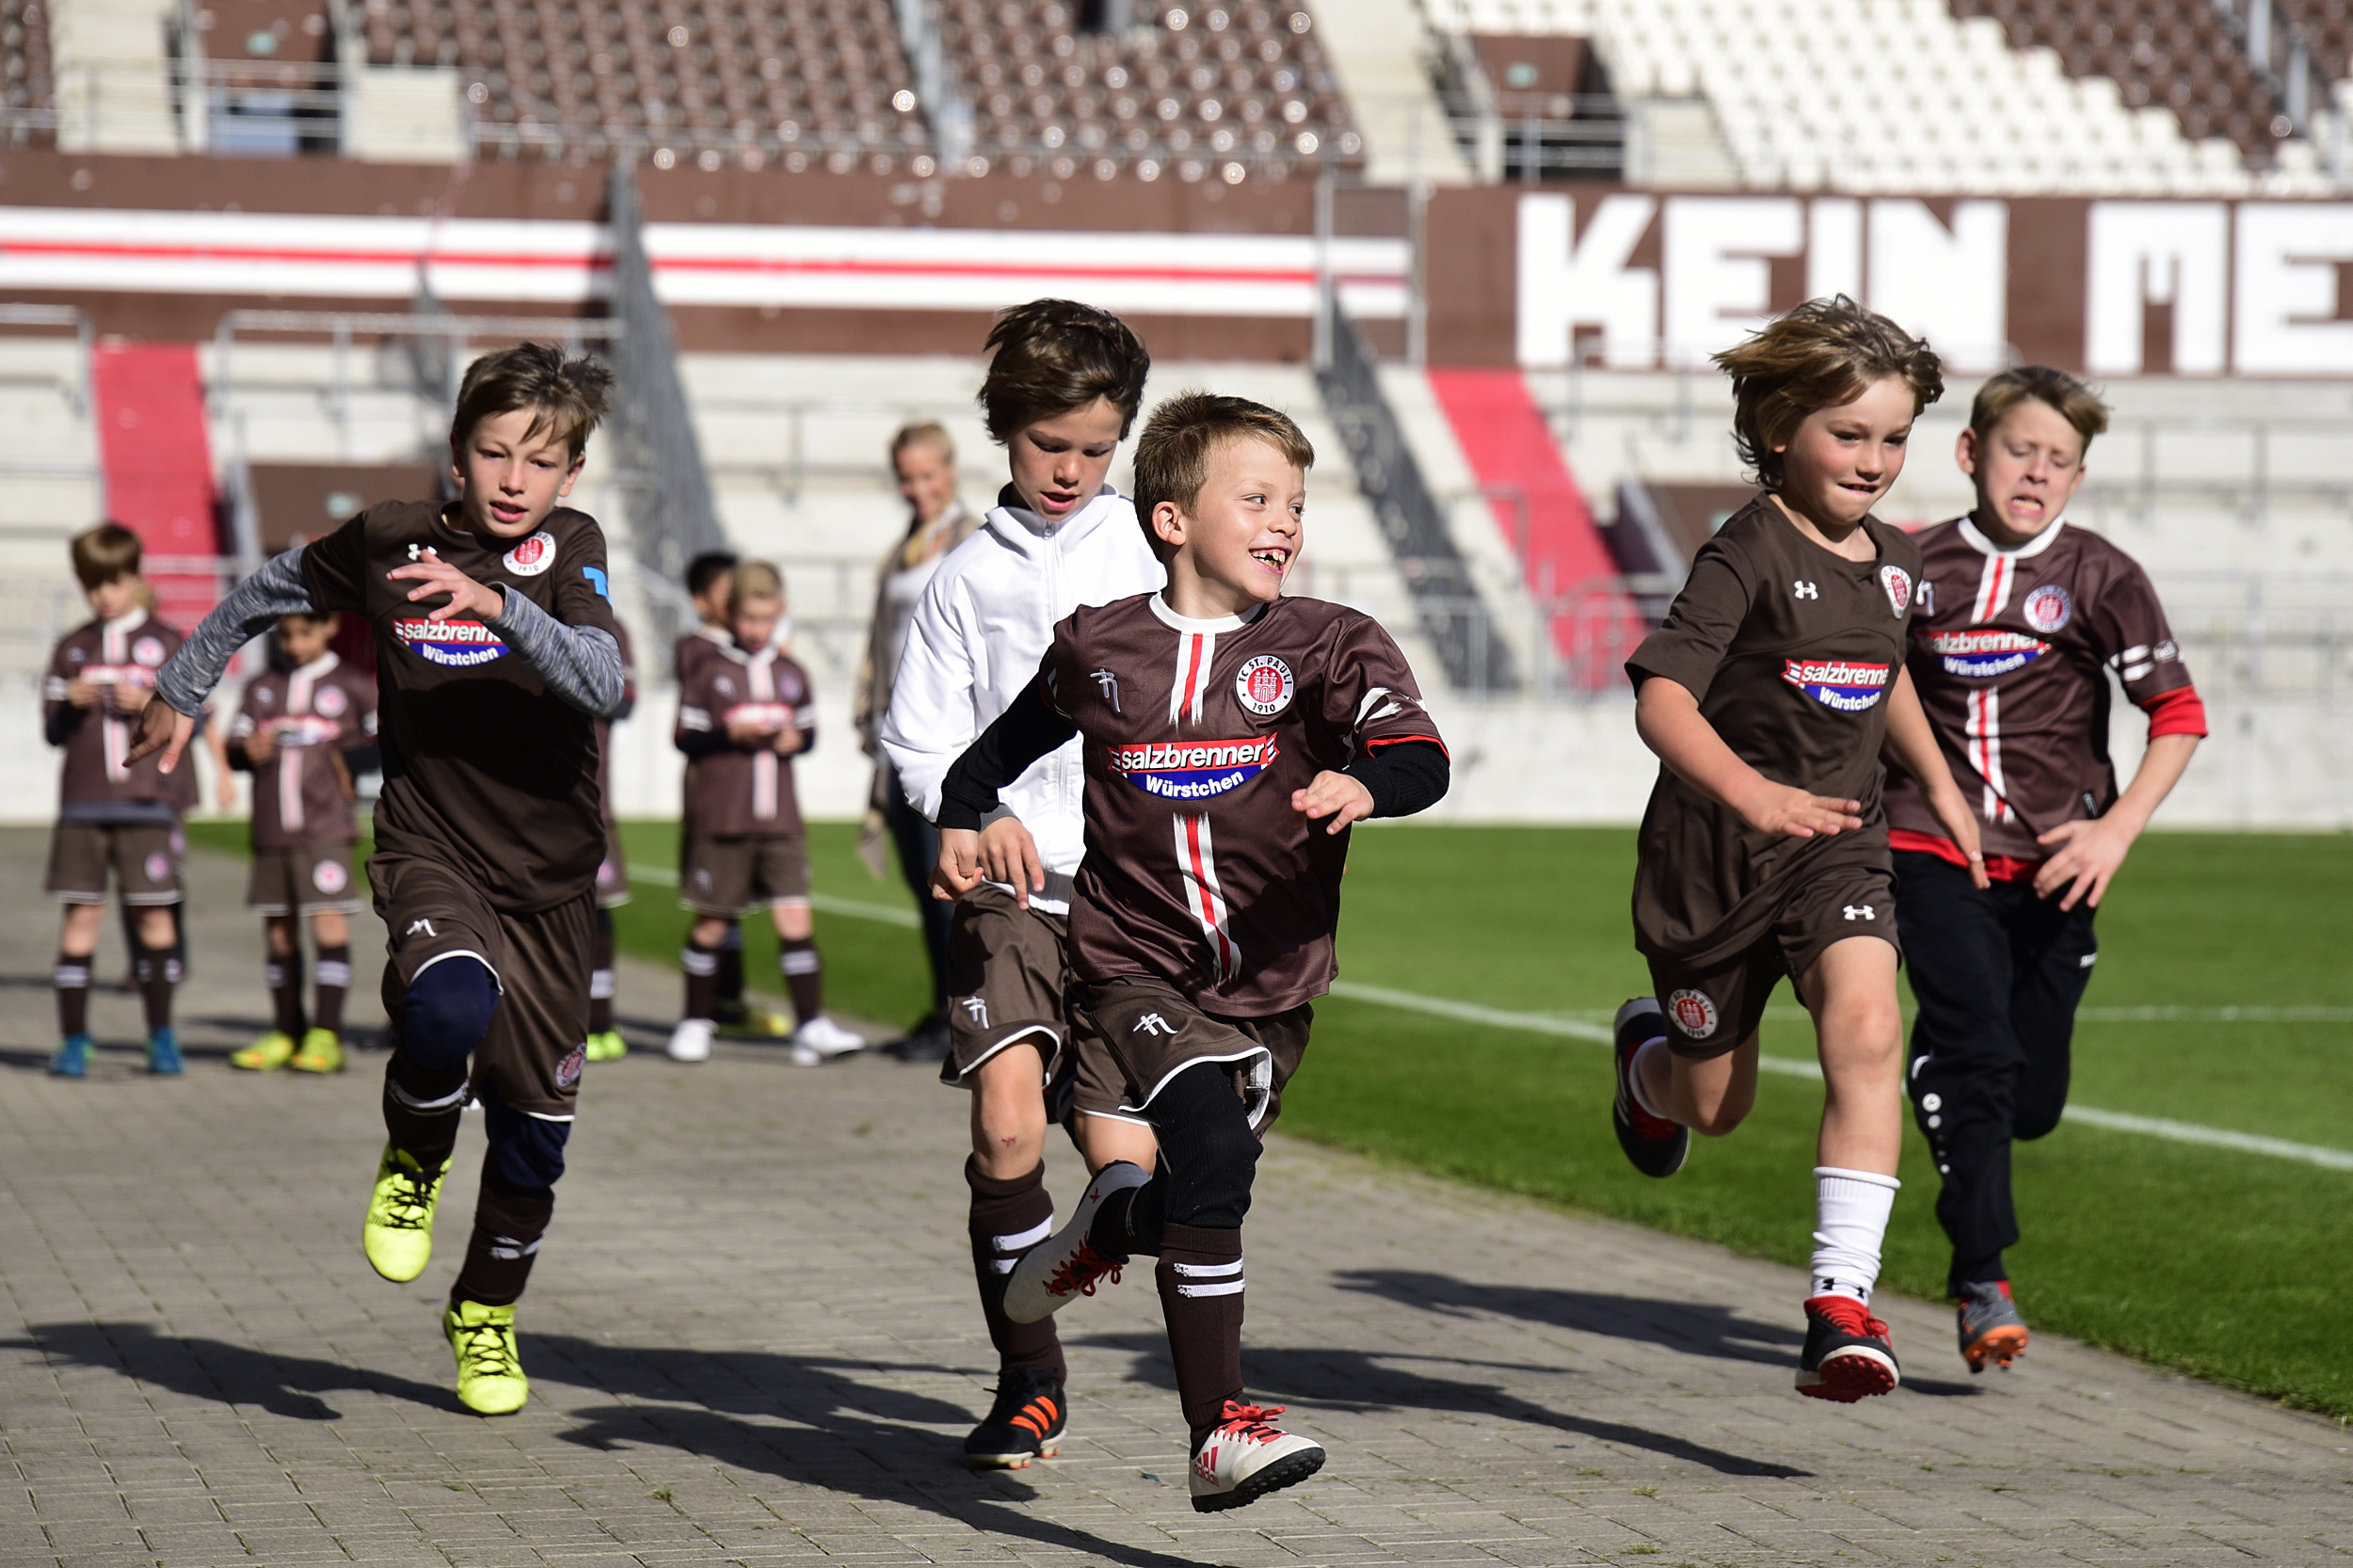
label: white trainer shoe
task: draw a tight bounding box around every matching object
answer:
[1189,1400,1325,1512]
[665,1018,714,1063]
[1003,1160,1150,1323]
[791,1016,867,1059]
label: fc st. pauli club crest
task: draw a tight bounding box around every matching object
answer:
[1236,655,1294,716]
[1877,564,1913,618]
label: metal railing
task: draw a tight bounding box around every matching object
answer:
[0,304,95,416]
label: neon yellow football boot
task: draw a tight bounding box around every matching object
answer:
[289,1029,345,1074]
[361,1142,446,1283]
[444,1299,530,1416]
[231,1030,297,1071]
[583,1030,628,1062]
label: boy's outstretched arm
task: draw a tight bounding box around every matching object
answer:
[2033,730,2198,910]
[131,548,320,774]
[1634,676,1865,840]
[1882,666,1989,888]
[932,675,1079,906]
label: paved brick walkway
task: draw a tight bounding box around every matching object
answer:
[1,830,2348,1566]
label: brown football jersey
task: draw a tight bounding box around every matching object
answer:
[233,653,378,850]
[1043,593,1443,1016]
[44,610,187,819]
[1885,517,2196,860]
[1624,495,1924,965]
[676,638,816,839]
[299,500,621,912]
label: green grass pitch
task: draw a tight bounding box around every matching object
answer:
[187,817,2353,1417]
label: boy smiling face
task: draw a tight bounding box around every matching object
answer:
[1151,434,1306,620]
[450,407,586,540]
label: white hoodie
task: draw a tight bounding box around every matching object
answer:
[880,485,1165,914]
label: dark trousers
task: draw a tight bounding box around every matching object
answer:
[884,763,952,1012]
[1893,851,2100,1296]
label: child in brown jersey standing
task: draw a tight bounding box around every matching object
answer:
[43,523,193,1078]
[1889,367,2203,1373]
[936,393,1451,1511]
[1609,297,1985,1402]
[674,550,777,1037]
[878,299,1166,1470]
[132,344,630,1417]
[227,612,379,1074]
[666,561,865,1065]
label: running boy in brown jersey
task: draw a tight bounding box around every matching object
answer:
[667,561,865,1065]
[227,612,379,1075]
[1889,367,2204,1373]
[1610,297,1984,1402]
[43,523,194,1079]
[130,344,628,1417]
[933,393,1449,1512]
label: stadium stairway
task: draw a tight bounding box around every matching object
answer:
[91,341,225,637]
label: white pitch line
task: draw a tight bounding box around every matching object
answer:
[630,866,2353,1172]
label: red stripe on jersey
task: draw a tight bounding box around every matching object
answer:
[1180,634,1207,722]
[2140,684,2209,739]
[1364,733,1450,760]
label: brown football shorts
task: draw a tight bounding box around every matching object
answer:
[595,818,632,909]
[247,843,363,916]
[46,821,182,906]
[1067,975,1312,1133]
[680,834,808,915]
[373,852,595,1121]
[1645,859,1901,1060]
[937,886,1130,1121]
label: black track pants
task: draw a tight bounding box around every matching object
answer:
[1894,851,2099,1297]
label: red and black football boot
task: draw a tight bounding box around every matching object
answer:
[1795,1294,1901,1402]
[1956,1279,2028,1373]
[963,1368,1067,1469]
[1611,998,1689,1178]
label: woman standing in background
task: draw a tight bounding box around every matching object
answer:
[856,422,979,1061]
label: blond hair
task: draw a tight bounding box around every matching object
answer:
[889,421,955,466]
[1714,296,1944,489]
[1970,365,2110,452]
[729,559,784,609]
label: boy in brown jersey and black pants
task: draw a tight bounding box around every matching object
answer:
[43,523,194,1079]
[227,612,379,1075]
[666,560,865,1065]
[933,394,1450,1512]
[132,344,629,1417]
[1889,368,2203,1373]
[1610,298,1985,1402]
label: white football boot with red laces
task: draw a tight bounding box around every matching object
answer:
[1189,1400,1325,1512]
[1003,1160,1150,1323]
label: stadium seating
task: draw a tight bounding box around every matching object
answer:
[3,0,52,143]
[1424,0,2342,195]
[931,0,1359,181]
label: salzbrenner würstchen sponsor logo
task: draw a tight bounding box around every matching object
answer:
[1110,736,1278,800]
[1782,658,1891,712]
[393,617,508,667]
[1919,628,2050,680]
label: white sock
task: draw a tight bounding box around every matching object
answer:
[1809,1166,1900,1304]
[1628,1036,1673,1120]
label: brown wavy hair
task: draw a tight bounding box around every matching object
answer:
[1970,365,2109,450]
[450,342,614,462]
[1714,296,1943,489]
[978,299,1151,442]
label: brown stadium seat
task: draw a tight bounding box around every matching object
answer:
[1,0,56,144]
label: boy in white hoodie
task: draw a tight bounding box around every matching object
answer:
[880,299,1164,1468]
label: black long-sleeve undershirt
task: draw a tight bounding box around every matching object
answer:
[937,674,1449,831]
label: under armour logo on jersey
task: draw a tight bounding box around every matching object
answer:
[1843,904,1875,921]
[961,998,988,1026]
[1794,580,1819,600]
[1917,580,1935,616]
[406,918,437,936]
[1132,1013,1176,1037]
[1091,669,1121,712]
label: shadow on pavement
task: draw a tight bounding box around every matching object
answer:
[6,1320,455,1420]
[534,1336,1201,1568]
[1071,1329,1811,1480]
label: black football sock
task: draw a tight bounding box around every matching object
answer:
[1159,1222,1246,1451]
[779,936,822,1026]
[266,950,306,1037]
[55,950,90,1038]
[966,1157,1067,1383]
[381,1051,466,1174]
[1088,1171,1165,1261]
[313,945,350,1036]
[588,912,616,1034]
[134,943,179,1034]
[716,923,746,1014]
[449,1169,553,1307]
[682,937,722,1022]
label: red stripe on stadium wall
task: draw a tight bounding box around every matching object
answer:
[91,343,223,632]
[1425,368,1641,689]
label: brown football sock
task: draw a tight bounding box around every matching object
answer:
[313,945,350,1035]
[779,937,822,1026]
[449,1170,553,1307]
[134,943,178,1035]
[1159,1223,1246,1450]
[381,1052,465,1173]
[966,1157,1067,1383]
[682,938,722,1022]
[55,951,90,1038]
[266,951,306,1037]
[588,913,616,1034]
